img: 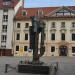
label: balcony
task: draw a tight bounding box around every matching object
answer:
[2,29,7,33]
[1,41,6,47]
[3,19,8,22]
[1,33,7,36]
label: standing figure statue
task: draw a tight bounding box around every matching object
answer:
[29,16,45,63]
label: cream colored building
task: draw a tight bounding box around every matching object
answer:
[13,6,75,56]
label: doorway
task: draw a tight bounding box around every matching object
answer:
[59,45,67,56]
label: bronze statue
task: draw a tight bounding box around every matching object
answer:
[29,16,45,63]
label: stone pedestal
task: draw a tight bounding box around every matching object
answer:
[18,63,49,74]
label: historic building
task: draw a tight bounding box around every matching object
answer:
[0,0,23,56]
[13,6,75,56]
[0,0,75,56]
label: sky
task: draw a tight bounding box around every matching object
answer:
[24,0,75,8]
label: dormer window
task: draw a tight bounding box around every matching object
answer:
[37,10,43,16]
[22,10,27,16]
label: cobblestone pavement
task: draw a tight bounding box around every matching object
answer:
[0,56,75,75]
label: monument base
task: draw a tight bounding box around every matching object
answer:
[18,63,49,74]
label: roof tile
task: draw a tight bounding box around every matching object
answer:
[14,6,75,20]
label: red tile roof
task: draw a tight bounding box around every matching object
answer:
[0,0,20,9]
[14,7,59,20]
[14,6,75,20]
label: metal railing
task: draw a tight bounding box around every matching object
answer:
[5,64,16,73]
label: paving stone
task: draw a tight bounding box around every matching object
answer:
[0,56,75,75]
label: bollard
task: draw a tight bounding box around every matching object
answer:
[56,62,58,71]
[53,62,58,75]
[5,64,9,73]
[54,66,57,72]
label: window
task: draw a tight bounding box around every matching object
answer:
[24,46,27,51]
[51,22,55,28]
[25,23,29,28]
[25,34,28,40]
[3,9,8,12]
[51,33,55,40]
[61,22,65,28]
[72,34,75,41]
[1,35,7,42]
[2,25,7,32]
[1,45,6,48]
[55,8,74,16]
[61,33,65,40]
[17,23,20,28]
[51,46,55,52]
[16,46,19,51]
[3,15,8,21]
[72,47,75,53]
[72,22,75,28]
[16,33,20,40]
[22,11,27,16]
